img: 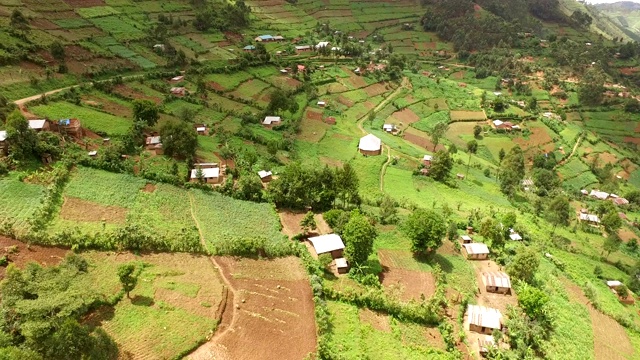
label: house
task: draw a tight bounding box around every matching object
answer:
[255,35,274,42]
[580,189,589,196]
[316,41,330,49]
[461,235,472,244]
[579,213,601,225]
[243,45,256,52]
[145,136,163,154]
[478,336,496,357]
[88,151,97,157]
[325,117,336,125]
[190,165,221,184]
[383,124,396,133]
[280,69,288,74]
[273,35,285,41]
[482,272,511,294]
[28,119,49,132]
[56,118,83,138]
[492,119,512,131]
[457,173,466,180]
[171,75,184,82]
[358,134,382,156]
[462,243,490,260]
[0,131,8,155]
[297,65,306,72]
[423,155,433,167]
[419,168,430,176]
[153,44,165,51]
[335,257,349,274]
[354,67,361,74]
[170,87,186,96]
[467,304,502,335]
[613,197,630,206]
[295,45,311,52]
[509,233,522,241]
[607,280,634,304]
[258,170,273,182]
[194,124,208,135]
[317,101,326,107]
[589,189,609,200]
[521,178,534,190]
[262,116,282,127]
[308,234,345,258]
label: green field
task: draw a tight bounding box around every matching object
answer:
[31,102,132,135]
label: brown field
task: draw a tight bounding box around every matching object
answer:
[363,83,388,97]
[60,197,128,224]
[566,112,582,121]
[278,211,331,238]
[271,76,302,90]
[113,84,162,104]
[426,98,449,109]
[391,108,420,124]
[450,110,485,121]
[348,74,368,89]
[81,95,131,117]
[320,156,343,167]
[403,127,446,151]
[190,257,317,360]
[338,95,355,107]
[209,82,225,91]
[513,126,554,150]
[562,279,634,360]
[619,229,638,243]
[64,0,104,6]
[305,109,323,121]
[623,136,640,144]
[322,82,349,94]
[0,236,69,279]
[378,250,437,302]
[30,18,59,30]
[358,308,391,332]
[298,115,331,142]
[451,71,465,80]
[588,151,618,165]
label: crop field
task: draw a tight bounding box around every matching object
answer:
[80,251,224,360]
[30,102,132,135]
[558,158,591,179]
[0,177,44,232]
[65,167,146,208]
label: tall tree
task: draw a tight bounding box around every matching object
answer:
[10,9,28,30]
[159,120,198,159]
[546,195,571,235]
[430,122,449,152]
[5,110,38,160]
[603,233,622,259]
[577,68,605,106]
[336,162,359,207]
[402,209,447,254]
[50,41,65,61]
[466,140,478,176]
[507,248,539,285]
[429,149,453,182]
[117,264,138,299]
[342,210,377,265]
[499,146,525,197]
[132,100,160,127]
[602,210,623,235]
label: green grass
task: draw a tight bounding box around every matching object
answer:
[30,102,132,135]
[205,71,253,90]
[0,177,44,231]
[65,167,147,208]
[76,6,120,18]
[558,158,591,179]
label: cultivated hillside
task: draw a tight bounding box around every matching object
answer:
[595,1,640,38]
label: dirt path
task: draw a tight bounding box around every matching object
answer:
[555,133,584,169]
[356,77,410,135]
[187,193,238,359]
[380,145,391,192]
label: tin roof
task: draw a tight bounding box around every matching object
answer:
[467,305,502,329]
[482,271,511,289]
[308,234,345,254]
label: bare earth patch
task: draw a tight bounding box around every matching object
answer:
[363,83,387,97]
[142,183,156,193]
[378,250,436,302]
[359,308,390,332]
[391,108,420,124]
[403,128,446,152]
[278,211,330,238]
[0,236,68,279]
[60,197,127,224]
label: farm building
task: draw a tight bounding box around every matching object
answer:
[255,35,274,42]
[145,136,163,154]
[280,69,288,74]
[509,232,522,241]
[273,35,284,41]
[613,197,630,206]
[28,119,49,132]
[88,151,97,157]
[295,45,311,52]
[579,213,600,225]
[56,118,83,138]
[308,234,345,259]
[492,120,513,131]
[171,75,184,82]
[467,305,502,335]
[190,163,221,184]
[316,41,330,49]
[170,87,186,96]
[462,243,490,260]
[607,280,635,304]
[243,45,255,51]
[153,44,165,51]
[194,124,208,135]
[383,124,396,133]
[297,65,306,72]
[258,170,273,182]
[581,189,589,195]
[0,131,7,155]
[358,134,382,156]
[335,257,349,274]
[262,116,282,128]
[482,272,511,294]
[423,155,433,167]
[589,189,609,200]
[325,117,336,125]
[521,179,534,190]
[478,336,496,356]
[461,235,472,244]
[317,101,326,107]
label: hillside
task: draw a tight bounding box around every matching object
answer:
[595,1,640,38]
[0,0,639,359]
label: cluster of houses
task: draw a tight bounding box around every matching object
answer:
[491,119,521,132]
[582,189,630,206]
[0,118,83,156]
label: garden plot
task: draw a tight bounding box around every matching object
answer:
[30,102,132,135]
[0,177,45,233]
[449,110,486,122]
[378,249,436,302]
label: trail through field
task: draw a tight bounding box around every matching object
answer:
[380,145,391,192]
[555,133,584,169]
[187,193,239,359]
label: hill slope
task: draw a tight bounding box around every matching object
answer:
[595,1,640,38]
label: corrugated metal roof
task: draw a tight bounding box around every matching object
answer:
[309,234,345,254]
[191,168,220,179]
[0,131,6,142]
[335,257,348,268]
[359,134,381,151]
[467,305,502,329]
[463,243,489,255]
[482,271,511,289]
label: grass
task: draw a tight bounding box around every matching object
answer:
[65,167,146,208]
[30,102,132,135]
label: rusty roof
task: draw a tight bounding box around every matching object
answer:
[482,271,511,289]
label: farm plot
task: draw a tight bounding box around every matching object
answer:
[378,250,436,302]
[65,167,147,208]
[190,190,285,253]
[90,15,147,40]
[205,71,253,91]
[30,102,132,135]
[557,158,590,179]
[411,111,449,133]
[229,79,273,104]
[403,127,445,152]
[80,251,225,360]
[0,177,45,232]
[449,110,486,122]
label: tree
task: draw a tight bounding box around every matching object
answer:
[117,264,138,299]
[546,195,571,235]
[10,9,28,30]
[267,88,298,114]
[5,110,38,161]
[234,175,263,202]
[517,282,552,328]
[429,149,453,182]
[499,146,525,196]
[507,247,539,285]
[195,167,205,183]
[403,209,447,254]
[336,162,359,207]
[378,194,398,225]
[342,210,377,265]
[498,148,506,163]
[132,100,160,127]
[466,140,478,176]
[300,211,317,235]
[603,233,622,259]
[159,120,198,159]
[578,68,605,106]
[473,124,482,138]
[479,217,505,248]
[532,168,560,196]
[50,41,65,61]
[430,122,449,152]
[602,210,623,234]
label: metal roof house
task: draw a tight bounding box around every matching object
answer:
[462,243,490,260]
[358,134,381,156]
[190,167,221,184]
[262,116,282,128]
[482,272,511,294]
[467,305,503,335]
[308,234,345,259]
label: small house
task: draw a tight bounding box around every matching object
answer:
[171,75,184,82]
[295,45,311,52]
[315,41,330,49]
[354,67,361,74]
[579,213,600,226]
[308,234,345,258]
[258,170,273,182]
[613,197,630,206]
[88,151,97,157]
[461,235,472,244]
[255,35,274,42]
[280,69,288,74]
[478,336,496,357]
[521,179,534,188]
[607,280,634,304]
[273,35,285,41]
[194,124,208,135]
[589,189,609,200]
[170,87,186,96]
[358,134,381,156]
[467,305,502,335]
[243,45,256,52]
[482,271,511,294]
[457,173,466,180]
[297,65,306,72]
[0,130,8,155]
[145,136,163,154]
[581,189,589,196]
[317,101,326,107]
[383,124,396,133]
[153,44,165,51]
[509,233,522,241]
[462,243,490,260]
[190,165,221,184]
[262,116,282,128]
[335,257,349,274]
[56,118,83,138]
[423,155,433,167]
[325,117,336,125]
[28,119,49,132]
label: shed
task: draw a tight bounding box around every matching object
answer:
[581,189,589,195]
[589,189,609,200]
[171,75,184,82]
[190,167,221,184]
[28,119,49,131]
[509,233,522,241]
[194,124,207,135]
[607,280,623,289]
[478,336,496,356]
[482,271,511,294]
[317,101,326,107]
[145,136,162,149]
[613,197,629,206]
[462,243,490,260]
[170,87,186,96]
[335,257,349,274]
[88,151,97,157]
[461,235,472,244]
[56,118,83,138]
[358,134,381,156]
[579,213,600,225]
[308,234,345,258]
[467,305,502,335]
[316,41,330,49]
[325,117,336,125]
[243,45,256,51]
[258,170,273,182]
[295,45,311,52]
[255,35,274,42]
[273,35,285,41]
[383,124,395,133]
[262,116,282,127]
[423,154,433,167]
